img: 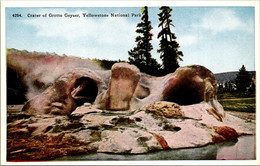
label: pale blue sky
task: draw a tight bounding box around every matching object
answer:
[6,7,255,73]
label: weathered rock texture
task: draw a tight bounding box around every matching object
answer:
[7,101,254,161]
[104,63,140,110]
[22,69,110,115]
[22,63,225,123]
[7,63,254,161]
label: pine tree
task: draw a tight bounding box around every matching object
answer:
[157,6,183,74]
[128,6,160,75]
[235,65,252,94]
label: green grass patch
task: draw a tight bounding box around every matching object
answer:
[218,92,237,99]
[218,98,256,113]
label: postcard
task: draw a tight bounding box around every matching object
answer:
[1,0,259,165]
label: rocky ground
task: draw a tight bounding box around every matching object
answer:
[6,102,255,161]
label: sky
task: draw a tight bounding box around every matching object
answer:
[5,6,255,74]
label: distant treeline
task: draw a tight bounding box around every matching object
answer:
[216,65,255,98]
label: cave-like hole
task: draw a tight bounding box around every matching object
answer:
[164,80,204,105]
[72,77,98,106]
[163,124,181,132]
[135,117,142,122]
[173,126,181,131]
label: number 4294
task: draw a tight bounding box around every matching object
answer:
[12,14,22,17]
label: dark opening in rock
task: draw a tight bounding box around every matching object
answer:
[173,126,181,131]
[71,77,98,106]
[135,117,142,122]
[163,79,204,105]
[163,124,181,132]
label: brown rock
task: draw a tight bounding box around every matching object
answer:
[150,132,169,149]
[213,126,239,141]
[105,63,140,110]
[162,65,217,104]
[211,134,225,143]
[144,101,184,118]
[7,133,93,161]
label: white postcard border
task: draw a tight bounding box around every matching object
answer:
[1,0,259,165]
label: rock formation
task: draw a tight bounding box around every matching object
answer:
[8,100,254,160]
[22,63,225,122]
[7,63,255,161]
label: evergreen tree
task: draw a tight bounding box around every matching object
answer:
[217,83,224,94]
[157,6,183,74]
[235,65,252,94]
[248,79,256,95]
[128,6,160,75]
[224,81,235,93]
